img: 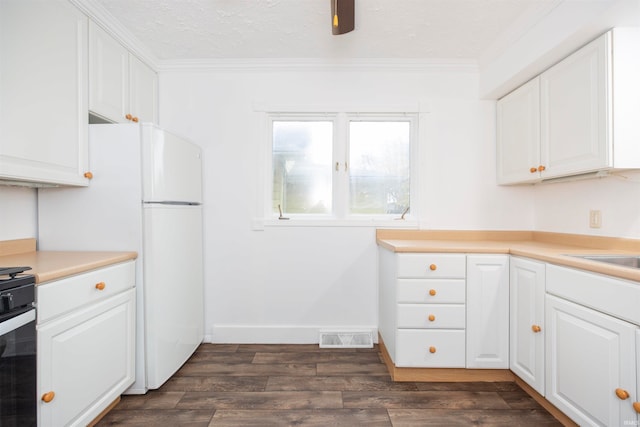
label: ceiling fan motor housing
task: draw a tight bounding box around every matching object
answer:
[331,0,355,35]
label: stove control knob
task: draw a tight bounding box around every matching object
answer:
[1,293,14,312]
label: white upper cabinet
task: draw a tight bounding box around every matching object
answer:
[0,0,90,186]
[497,78,541,184]
[89,21,158,124]
[89,22,129,123]
[497,28,640,184]
[540,33,608,179]
[129,55,159,124]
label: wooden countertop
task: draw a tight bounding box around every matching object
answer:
[0,238,137,284]
[377,230,640,283]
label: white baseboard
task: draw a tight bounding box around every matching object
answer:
[206,324,378,344]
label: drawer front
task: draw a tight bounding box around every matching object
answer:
[397,254,466,279]
[395,329,466,367]
[547,264,640,326]
[397,304,465,329]
[37,261,135,323]
[397,279,465,303]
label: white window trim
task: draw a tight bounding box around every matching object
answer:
[255,110,420,229]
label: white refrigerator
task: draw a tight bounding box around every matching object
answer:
[37,123,204,393]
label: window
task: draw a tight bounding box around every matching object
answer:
[268,113,416,221]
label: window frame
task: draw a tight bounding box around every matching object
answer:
[261,111,419,228]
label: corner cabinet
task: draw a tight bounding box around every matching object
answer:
[0,0,90,186]
[496,28,640,185]
[509,257,545,395]
[37,261,136,427]
[89,21,158,125]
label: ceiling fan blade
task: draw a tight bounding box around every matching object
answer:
[331,0,354,35]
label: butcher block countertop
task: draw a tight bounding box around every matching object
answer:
[377,230,640,283]
[0,238,137,284]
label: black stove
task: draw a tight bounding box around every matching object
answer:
[0,266,35,319]
[0,266,36,426]
[0,266,32,279]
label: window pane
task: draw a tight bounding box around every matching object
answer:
[349,121,410,215]
[272,121,333,214]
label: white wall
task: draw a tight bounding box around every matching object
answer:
[158,64,534,343]
[533,172,640,238]
[0,187,37,241]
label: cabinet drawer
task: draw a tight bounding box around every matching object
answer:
[396,329,466,367]
[547,264,640,326]
[37,261,135,323]
[397,279,465,303]
[397,254,466,278]
[397,304,465,329]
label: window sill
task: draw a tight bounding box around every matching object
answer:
[253,218,419,230]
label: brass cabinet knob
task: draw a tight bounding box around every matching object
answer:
[429,346,436,354]
[538,165,546,172]
[633,401,640,413]
[429,264,437,271]
[95,282,106,291]
[615,388,630,400]
[429,289,436,296]
[531,325,542,333]
[530,167,538,173]
[84,171,93,179]
[125,113,133,121]
[428,314,435,322]
[132,116,139,123]
[41,391,55,403]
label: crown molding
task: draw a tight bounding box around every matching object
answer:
[69,0,160,70]
[157,58,479,74]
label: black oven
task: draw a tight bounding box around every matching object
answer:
[0,267,36,427]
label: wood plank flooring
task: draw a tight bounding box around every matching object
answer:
[97,344,563,426]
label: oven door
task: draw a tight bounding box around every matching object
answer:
[0,309,36,427]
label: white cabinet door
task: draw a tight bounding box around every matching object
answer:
[545,294,637,427]
[540,33,610,179]
[636,330,640,424]
[89,21,129,123]
[496,77,541,184]
[38,289,135,427]
[88,21,158,125]
[510,257,545,395]
[0,0,89,186]
[466,255,509,368]
[129,54,158,124]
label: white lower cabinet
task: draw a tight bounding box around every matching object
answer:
[378,249,466,368]
[509,257,546,395]
[466,255,509,368]
[636,330,640,423]
[37,261,136,427]
[379,251,509,369]
[545,264,639,427]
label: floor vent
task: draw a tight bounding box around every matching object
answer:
[319,330,373,348]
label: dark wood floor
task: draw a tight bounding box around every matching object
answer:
[98,344,563,426]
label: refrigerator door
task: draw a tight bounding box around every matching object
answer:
[141,125,202,204]
[38,124,143,251]
[142,204,204,389]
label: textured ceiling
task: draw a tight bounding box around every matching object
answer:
[95,0,560,61]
